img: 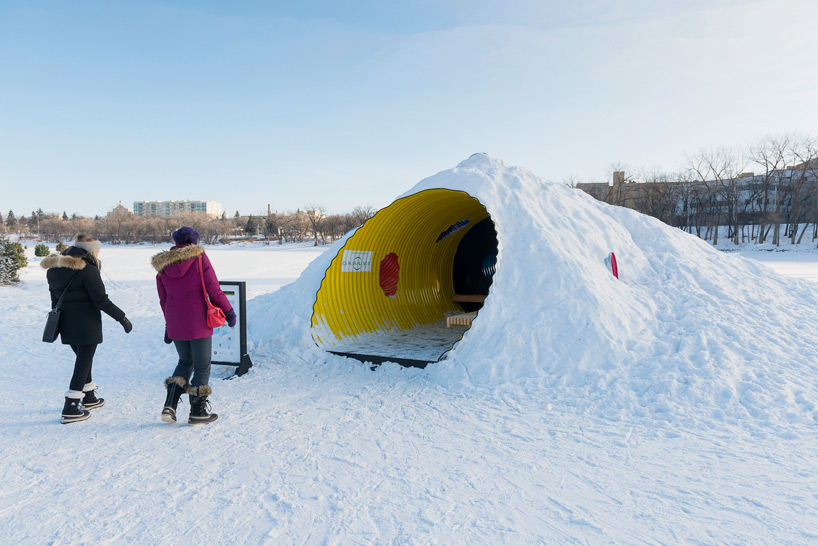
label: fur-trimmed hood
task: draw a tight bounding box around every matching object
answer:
[41,254,87,271]
[151,244,205,274]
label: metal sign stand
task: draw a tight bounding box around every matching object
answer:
[212,281,253,377]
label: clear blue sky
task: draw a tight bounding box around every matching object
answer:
[2,0,816,217]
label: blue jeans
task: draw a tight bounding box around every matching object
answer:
[172,337,212,387]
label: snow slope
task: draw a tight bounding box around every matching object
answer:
[1,155,817,544]
[254,154,818,431]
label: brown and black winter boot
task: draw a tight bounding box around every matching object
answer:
[187,385,218,426]
[161,376,188,423]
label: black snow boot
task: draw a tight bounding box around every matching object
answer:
[187,385,218,426]
[61,391,90,424]
[82,382,105,410]
[161,376,188,423]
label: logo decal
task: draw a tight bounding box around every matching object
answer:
[341,250,373,272]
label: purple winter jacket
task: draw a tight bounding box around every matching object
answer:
[151,244,233,340]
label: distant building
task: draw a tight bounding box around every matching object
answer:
[576,167,818,228]
[107,201,133,218]
[133,200,224,218]
[576,171,631,206]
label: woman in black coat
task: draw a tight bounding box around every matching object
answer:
[42,234,132,424]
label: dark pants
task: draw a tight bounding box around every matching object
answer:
[69,344,96,392]
[172,337,212,387]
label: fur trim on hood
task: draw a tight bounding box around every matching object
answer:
[41,254,87,271]
[151,245,205,273]
[186,385,212,397]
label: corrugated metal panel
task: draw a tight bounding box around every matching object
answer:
[311,189,490,348]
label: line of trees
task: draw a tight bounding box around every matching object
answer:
[578,134,818,246]
[0,205,377,246]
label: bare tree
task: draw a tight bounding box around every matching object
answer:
[686,148,746,244]
[787,136,818,244]
[304,204,327,245]
[561,175,582,188]
[40,214,73,243]
[669,171,696,232]
[747,134,796,245]
[639,170,682,226]
[276,212,303,243]
[604,163,635,207]
[322,214,347,241]
[349,205,376,227]
[686,153,717,243]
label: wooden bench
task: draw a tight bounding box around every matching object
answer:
[446,294,486,327]
[452,294,486,303]
[446,312,478,327]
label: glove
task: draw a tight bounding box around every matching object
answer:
[226,308,237,328]
[164,327,172,344]
[120,317,133,334]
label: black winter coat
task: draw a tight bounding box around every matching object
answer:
[42,251,126,345]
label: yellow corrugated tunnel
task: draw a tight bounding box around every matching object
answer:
[311,189,496,363]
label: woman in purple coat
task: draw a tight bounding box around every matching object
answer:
[151,227,235,425]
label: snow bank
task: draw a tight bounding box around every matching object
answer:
[3,201,817,544]
[249,154,818,429]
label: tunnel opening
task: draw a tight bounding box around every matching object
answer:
[311,189,497,367]
[452,217,498,313]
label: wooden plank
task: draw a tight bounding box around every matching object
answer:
[446,312,478,327]
[452,294,486,303]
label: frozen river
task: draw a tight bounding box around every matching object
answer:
[738,250,818,283]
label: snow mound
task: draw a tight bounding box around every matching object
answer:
[250,154,818,427]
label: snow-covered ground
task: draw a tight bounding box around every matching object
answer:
[738,250,818,284]
[2,156,818,544]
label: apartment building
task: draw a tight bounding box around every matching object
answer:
[133,200,224,218]
[577,165,818,228]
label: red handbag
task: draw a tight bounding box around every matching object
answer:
[198,255,226,328]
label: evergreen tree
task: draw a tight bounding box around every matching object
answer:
[244,216,257,235]
[0,253,17,285]
[2,240,27,270]
[35,243,50,257]
[0,238,25,285]
[6,210,15,227]
[63,211,69,220]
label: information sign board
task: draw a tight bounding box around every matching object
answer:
[212,281,253,376]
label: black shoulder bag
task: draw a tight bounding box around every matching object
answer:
[42,272,79,343]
